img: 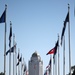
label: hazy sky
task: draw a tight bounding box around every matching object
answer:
[0,0,75,75]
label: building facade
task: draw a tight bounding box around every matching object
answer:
[28,51,43,75]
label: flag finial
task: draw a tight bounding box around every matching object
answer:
[5,4,7,9]
[68,3,70,9]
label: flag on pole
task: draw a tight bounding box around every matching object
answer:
[44,70,47,75]
[46,48,55,55]
[6,45,16,55]
[17,52,19,59]
[61,11,69,45]
[16,62,19,66]
[53,39,59,59]
[24,64,26,72]
[19,56,22,62]
[9,22,12,47]
[0,10,6,23]
[46,57,51,74]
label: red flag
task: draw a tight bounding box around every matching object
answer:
[46,48,55,55]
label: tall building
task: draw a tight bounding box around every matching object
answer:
[28,51,43,75]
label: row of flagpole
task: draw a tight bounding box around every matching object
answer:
[45,4,71,75]
[0,4,27,75]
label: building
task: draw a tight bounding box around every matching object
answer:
[28,51,43,75]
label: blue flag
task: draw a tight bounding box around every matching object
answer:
[0,10,6,23]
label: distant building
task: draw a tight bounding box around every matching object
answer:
[28,51,43,75]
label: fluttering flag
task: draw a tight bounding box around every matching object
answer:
[61,11,69,45]
[53,39,59,58]
[6,44,16,55]
[9,22,12,47]
[44,70,47,75]
[19,56,22,62]
[16,62,19,66]
[24,64,27,72]
[17,52,19,59]
[0,10,6,23]
[46,48,55,55]
[46,57,51,74]
[48,58,51,74]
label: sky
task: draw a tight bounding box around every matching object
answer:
[0,0,75,75]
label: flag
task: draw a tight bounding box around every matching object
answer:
[44,70,47,75]
[0,10,6,23]
[53,39,59,58]
[46,57,51,74]
[46,48,55,55]
[16,62,19,66]
[6,45,16,55]
[6,50,10,55]
[61,11,69,45]
[19,56,22,62]
[24,64,26,72]
[64,11,69,23]
[46,59,51,69]
[17,52,19,59]
[9,23,12,47]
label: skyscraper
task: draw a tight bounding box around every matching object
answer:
[28,51,43,75]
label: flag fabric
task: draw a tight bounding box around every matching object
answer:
[9,23,12,47]
[64,11,69,23]
[16,62,19,66]
[53,39,59,58]
[0,10,6,23]
[6,50,10,55]
[6,45,16,55]
[46,57,51,74]
[19,56,22,62]
[17,52,19,59]
[46,48,55,55]
[44,70,47,75]
[61,11,69,45]
[24,64,26,72]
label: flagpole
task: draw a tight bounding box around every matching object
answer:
[55,53,57,75]
[50,55,52,75]
[9,21,12,75]
[53,55,54,75]
[21,54,22,75]
[68,4,71,75]
[58,34,60,75]
[15,41,17,75]
[13,34,15,75]
[63,35,65,75]
[18,49,20,75]
[4,4,7,75]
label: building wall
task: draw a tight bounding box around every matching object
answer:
[28,52,43,75]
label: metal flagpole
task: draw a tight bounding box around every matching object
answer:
[50,55,52,75]
[4,4,7,75]
[18,49,20,75]
[55,53,57,75]
[68,4,71,75]
[9,21,12,75]
[15,41,17,75]
[58,35,60,75]
[63,35,65,75]
[53,55,54,75]
[21,54,22,75]
[13,34,15,75]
